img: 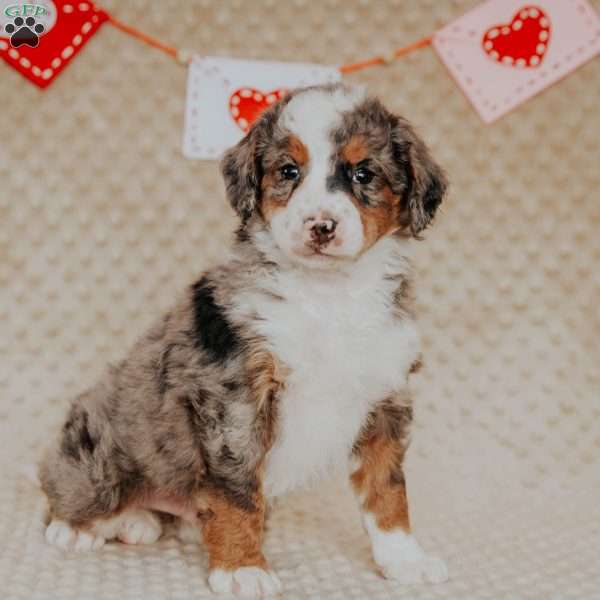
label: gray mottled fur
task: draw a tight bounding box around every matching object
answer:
[40,83,446,528]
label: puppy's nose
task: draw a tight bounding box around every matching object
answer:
[307,218,337,246]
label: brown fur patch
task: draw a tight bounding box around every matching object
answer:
[260,173,281,221]
[197,486,268,571]
[287,134,309,167]
[354,186,403,253]
[351,398,412,532]
[409,357,423,374]
[351,435,410,532]
[342,135,369,165]
[260,135,309,222]
[196,489,267,571]
[245,343,288,450]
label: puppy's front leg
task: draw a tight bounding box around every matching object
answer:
[200,487,281,598]
[351,399,448,584]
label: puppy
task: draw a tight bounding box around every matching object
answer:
[39,84,448,597]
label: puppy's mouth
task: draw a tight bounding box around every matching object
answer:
[286,233,354,265]
[300,243,339,257]
[292,244,348,265]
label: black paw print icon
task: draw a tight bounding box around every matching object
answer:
[5,16,45,48]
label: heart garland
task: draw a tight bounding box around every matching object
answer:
[482,5,551,68]
[229,87,288,132]
[0,0,108,88]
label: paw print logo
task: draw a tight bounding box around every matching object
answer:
[5,16,45,48]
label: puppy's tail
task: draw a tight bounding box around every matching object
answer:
[21,462,41,488]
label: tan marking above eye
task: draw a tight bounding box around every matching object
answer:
[342,135,369,165]
[287,135,309,167]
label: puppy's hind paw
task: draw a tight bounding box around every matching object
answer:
[381,555,449,585]
[117,510,162,545]
[45,520,105,552]
[208,567,282,598]
[175,519,202,544]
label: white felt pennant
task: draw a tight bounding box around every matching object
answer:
[183,56,341,160]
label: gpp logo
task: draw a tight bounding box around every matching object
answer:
[5,15,45,47]
[1,2,56,48]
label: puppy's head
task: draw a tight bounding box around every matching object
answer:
[222,84,446,268]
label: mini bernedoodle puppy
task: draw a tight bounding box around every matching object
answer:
[39,84,449,597]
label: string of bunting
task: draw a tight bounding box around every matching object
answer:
[1,0,599,149]
[106,11,434,74]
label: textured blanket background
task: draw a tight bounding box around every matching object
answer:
[1,1,599,598]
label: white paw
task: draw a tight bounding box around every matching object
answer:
[380,555,449,584]
[45,520,105,552]
[117,510,162,545]
[363,515,448,585]
[208,567,282,598]
[176,520,202,544]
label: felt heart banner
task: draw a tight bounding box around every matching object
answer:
[0,0,598,147]
[183,57,341,160]
[433,0,600,123]
[482,5,551,68]
[0,0,108,88]
[229,87,288,132]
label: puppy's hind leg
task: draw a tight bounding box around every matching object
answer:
[45,509,163,551]
[40,399,162,552]
[44,511,163,551]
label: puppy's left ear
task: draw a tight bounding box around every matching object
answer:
[392,118,448,237]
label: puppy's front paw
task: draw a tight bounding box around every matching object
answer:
[379,555,449,584]
[208,567,282,598]
[366,518,448,585]
[45,520,105,552]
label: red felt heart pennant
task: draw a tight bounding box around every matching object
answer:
[0,0,108,88]
[482,5,551,68]
[229,87,288,132]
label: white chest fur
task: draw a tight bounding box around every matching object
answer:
[240,240,420,498]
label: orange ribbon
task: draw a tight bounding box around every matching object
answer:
[105,10,431,72]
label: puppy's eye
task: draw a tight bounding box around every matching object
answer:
[352,166,375,185]
[280,164,300,181]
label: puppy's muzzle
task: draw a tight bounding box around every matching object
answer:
[304,215,338,248]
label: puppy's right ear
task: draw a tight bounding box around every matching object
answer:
[221,127,263,223]
[221,96,291,222]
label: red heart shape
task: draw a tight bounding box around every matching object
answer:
[229,88,288,132]
[0,0,108,88]
[482,5,551,68]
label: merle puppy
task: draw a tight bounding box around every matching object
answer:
[40,84,448,598]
